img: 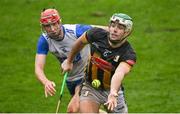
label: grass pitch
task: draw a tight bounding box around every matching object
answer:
[0,0,179,112]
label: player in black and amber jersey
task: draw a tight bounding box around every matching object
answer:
[62,13,136,113]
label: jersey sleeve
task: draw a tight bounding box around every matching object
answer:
[36,35,49,54]
[76,24,92,38]
[121,49,136,66]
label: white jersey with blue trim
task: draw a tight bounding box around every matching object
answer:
[37,24,92,81]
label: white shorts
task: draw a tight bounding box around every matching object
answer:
[80,82,128,113]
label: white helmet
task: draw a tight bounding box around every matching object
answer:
[110,13,133,32]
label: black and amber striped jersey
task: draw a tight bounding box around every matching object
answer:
[85,27,136,89]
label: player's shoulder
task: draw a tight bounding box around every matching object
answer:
[63,24,91,29]
[87,27,107,37]
[122,42,135,52]
[38,33,47,42]
[90,27,106,32]
[63,24,76,29]
[126,42,135,50]
[124,42,136,57]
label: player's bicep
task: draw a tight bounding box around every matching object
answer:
[78,32,89,45]
[35,54,47,69]
[115,62,132,75]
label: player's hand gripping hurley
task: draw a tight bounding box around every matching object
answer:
[56,72,68,113]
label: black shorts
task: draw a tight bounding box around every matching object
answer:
[66,78,83,95]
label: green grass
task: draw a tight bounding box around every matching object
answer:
[0,0,180,113]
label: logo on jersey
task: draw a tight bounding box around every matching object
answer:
[103,49,112,57]
[60,47,68,53]
[113,55,120,62]
[65,29,74,34]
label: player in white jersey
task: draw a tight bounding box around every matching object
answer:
[35,8,107,112]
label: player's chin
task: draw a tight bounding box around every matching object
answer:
[48,33,59,39]
[109,35,119,41]
[109,38,120,44]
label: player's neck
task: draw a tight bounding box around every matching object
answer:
[54,26,64,41]
[108,39,126,48]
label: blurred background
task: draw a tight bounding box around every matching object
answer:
[0,0,179,112]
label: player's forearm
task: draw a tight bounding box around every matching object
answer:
[110,72,125,94]
[35,67,48,85]
[67,39,86,63]
[110,62,131,94]
[35,54,48,85]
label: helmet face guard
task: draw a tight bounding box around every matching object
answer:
[108,13,133,46]
[40,9,61,25]
[40,9,63,40]
[110,13,133,32]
